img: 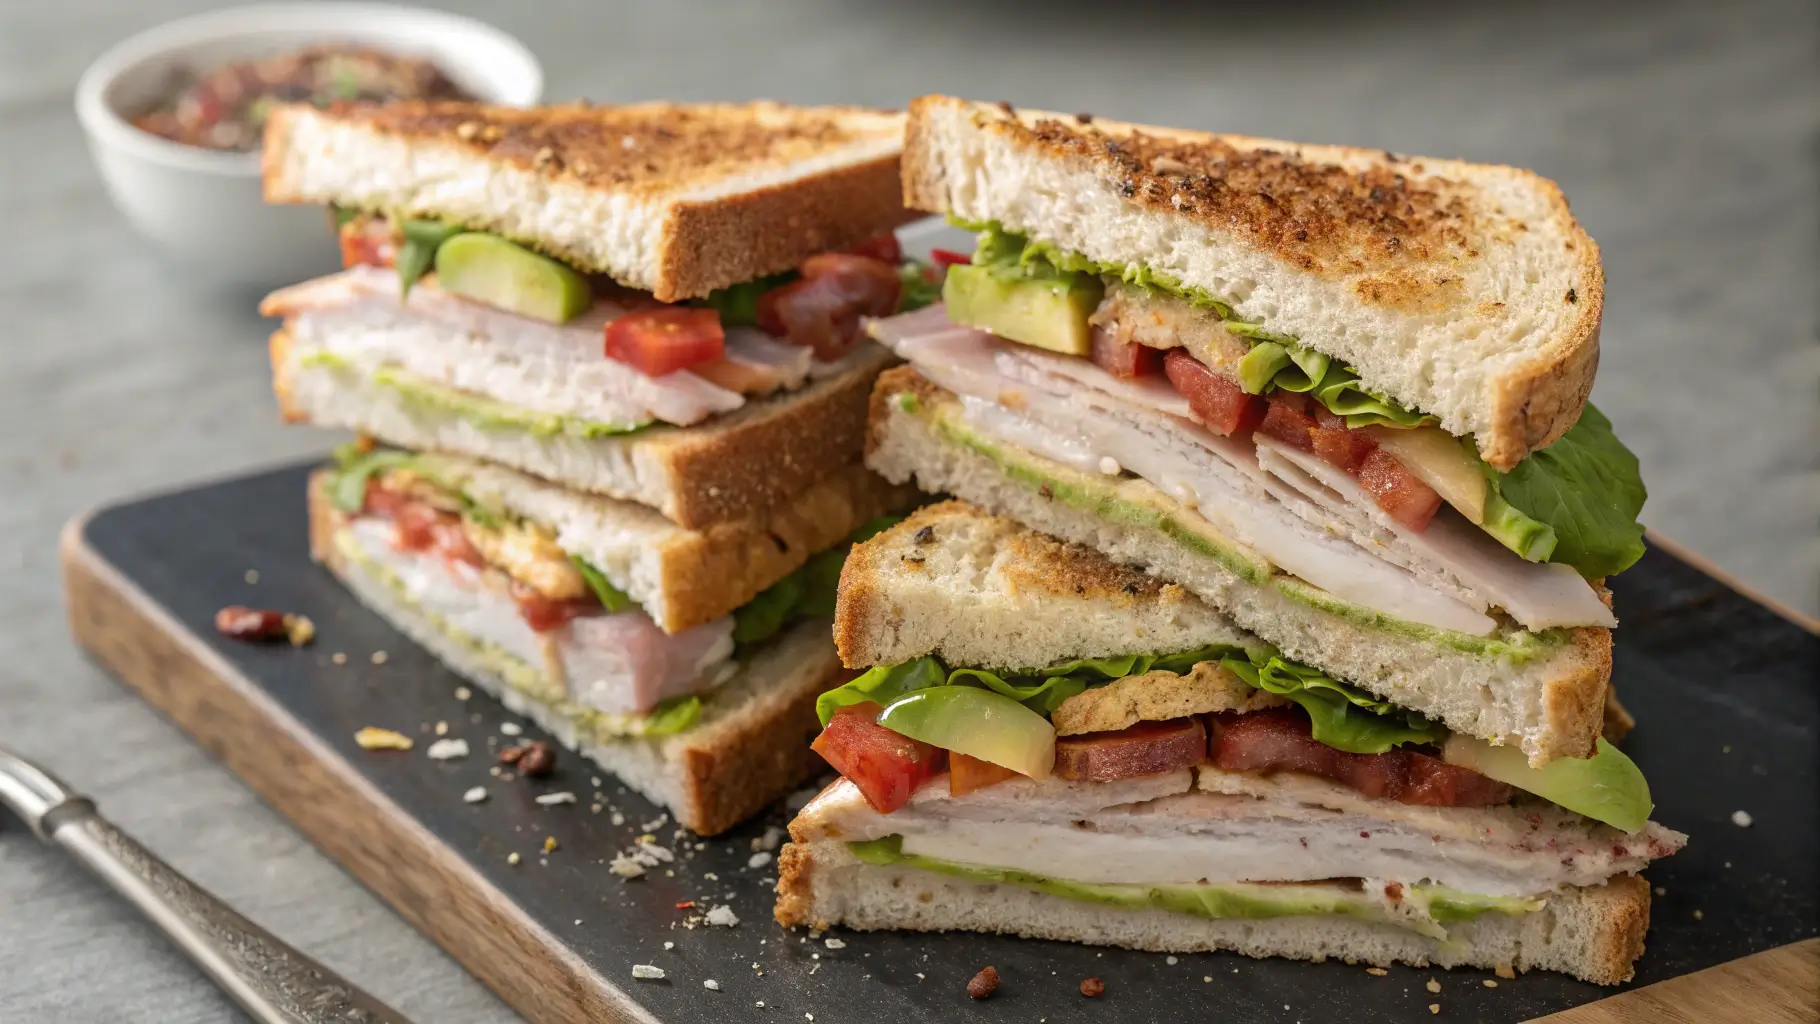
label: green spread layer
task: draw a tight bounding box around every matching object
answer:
[846,835,1541,939]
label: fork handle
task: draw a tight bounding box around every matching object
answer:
[43,800,411,1024]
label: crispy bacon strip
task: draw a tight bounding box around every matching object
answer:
[1053,717,1207,782]
[1209,707,1513,807]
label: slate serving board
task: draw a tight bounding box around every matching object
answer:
[61,463,1819,1024]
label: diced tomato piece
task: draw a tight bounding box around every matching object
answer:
[338,217,397,269]
[359,480,411,519]
[390,501,442,553]
[758,254,901,360]
[688,357,784,395]
[1311,422,1379,473]
[430,519,485,569]
[930,248,972,269]
[1163,349,1265,436]
[1258,394,1318,451]
[1090,327,1164,379]
[509,581,597,632]
[842,233,903,264]
[812,702,946,813]
[1358,449,1443,530]
[949,752,1022,797]
[604,307,726,376]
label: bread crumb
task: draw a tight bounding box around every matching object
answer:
[507,852,520,866]
[1203,976,1212,983]
[1693,909,1704,920]
[1732,810,1753,827]
[1495,965,1516,980]
[748,851,773,869]
[283,614,314,646]
[1165,955,1178,965]
[426,738,469,761]
[370,650,388,665]
[535,792,577,807]
[454,686,471,700]
[705,904,739,927]
[1366,968,1388,977]
[608,852,646,879]
[462,786,487,804]
[500,722,523,737]
[1426,978,1441,994]
[331,652,347,665]
[1429,1004,1440,1015]
[631,965,665,980]
[824,938,846,950]
[703,979,720,991]
[353,727,412,751]
[1654,886,1666,896]
[1483,979,1498,988]
[244,569,260,584]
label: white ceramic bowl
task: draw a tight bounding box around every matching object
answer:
[76,3,542,287]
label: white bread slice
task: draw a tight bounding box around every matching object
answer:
[775,838,1652,985]
[272,329,899,529]
[835,500,1255,670]
[265,101,914,301]
[309,470,847,836]
[903,95,1603,470]
[376,452,911,634]
[867,368,1610,765]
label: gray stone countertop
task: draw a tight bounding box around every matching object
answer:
[1,0,1813,1019]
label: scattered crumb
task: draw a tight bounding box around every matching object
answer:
[752,826,785,853]
[1654,886,1666,896]
[610,812,625,826]
[1693,909,1705,920]
[1732,810,1754,827]
[590,803,603,814]
[748,852,773,870]
[454,686,472,700]
[1367,968,1388,977]
[1203,976,1212,983]
[608,853,646,879]
[507,852,520,866]
[535,792,577,807]
[705,904,739,928]
[331,652,347,665]
[244,569,260,584]
[433,720,449,736]
[640,813,670,832]
[1495,965,1516,980]
[1165,955,1178,965]
[1722,744,1731,753]
[631,965,665,981]
[1429,1004,1440,1015]
[500,722,524,737]
[284,615,315,647]
[462,786,488,804]
[967,966,1000,1000]
[426,738,469,761]
[1725,861,1732,869]
[542,837,559,855]
[663,941,674,951]
[1079,976,1105,998]
[703,979,720,991]
[1426,978,1441,994]
[824,938,846,950]
[1483,980,1498,988]
[353,727,412,751]
[370,650,388,665]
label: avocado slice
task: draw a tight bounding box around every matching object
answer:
[434,233,593,324]
[943,262,1104,356]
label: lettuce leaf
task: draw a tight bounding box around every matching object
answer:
[1488,404,1648,578]
[640,694,703,736]
[896,261,945,312]
[328,444,417,512]
[396,219,462,298]
[733,516,908,648]
[958,218,1429,427]
[1219,648,1446,754]
[696,271,795,326]
[570,556,635,614]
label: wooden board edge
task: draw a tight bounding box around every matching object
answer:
[57,513,661,1024]
[1527,937,1819,1023]
[1645,528,1820,636]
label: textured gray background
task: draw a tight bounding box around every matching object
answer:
[1,0,1815,1020]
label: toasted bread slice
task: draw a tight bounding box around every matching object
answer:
[265,100,915,301]
[867,367,1611,765]
[904,95,1603,469]
[776,837,1651,985]
[272,328,898,529]
[335,450,913,634]
[309,471,848,835]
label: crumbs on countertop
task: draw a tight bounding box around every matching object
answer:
[353,727,413,751]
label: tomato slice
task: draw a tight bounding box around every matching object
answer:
[339,217,398,269]
[1258,393,1318,451]
[1162,349,1265,435]
[811,702,947,813]
[1090,327,1164,379]
[1311,420,1379,473]
[842,233,903,264]
[949,751,1022,796]
[1358,449,1443,530]
[757,254,901,360]
[604,307,726,376]
[930,248,972,269]
[431,519,485,569]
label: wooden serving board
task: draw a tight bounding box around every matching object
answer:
[61,464,1819,1024]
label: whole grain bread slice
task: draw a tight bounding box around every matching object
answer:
[265,100,916,301]
[309,471,849,835]
[904,95,1603,469]
[272,329,899,529]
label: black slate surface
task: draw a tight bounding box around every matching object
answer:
[78,463,1819,1024]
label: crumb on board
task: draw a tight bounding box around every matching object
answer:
[1366,968,1388,977]
[500,721,524,737]
[369,650,388,665]
[507,852,520,866]
[1732,810,1754,827]
[353,727,412,751]
[1483,980,1498,988]
[331,652,347,665]
[703,979,720,991]
[535,792,577,807]
[631,965,665,981]
[244,569,260,584]
[705,904,739,928]
[1429,1004,1440,1015]
[1495,965,1516,980]
[426,738,469,761]
[455,686,472,700]
[462,786,487,804]
[1426,978,1442,994]
[748,852,773,869]
[824,938,846,950]
[284,614,315,646]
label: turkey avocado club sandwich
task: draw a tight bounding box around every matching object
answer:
[776,503,1683,984]
[311,446,912,835]
[864,95,1649,764]
[263,99,940,528]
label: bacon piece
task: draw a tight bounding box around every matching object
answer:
[1090,326,1164,379]
[1053,717,1207,783]
[1209,707,1513,807]
[1258,392,1318,450]
[1358,449,1443,530]
[339,216,397,269]
[1162,349,1265,435]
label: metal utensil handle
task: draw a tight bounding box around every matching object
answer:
[46,803,410,1024]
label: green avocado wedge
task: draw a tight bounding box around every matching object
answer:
[1443,735,1653,833]
[434,233,593,323]
[942,262,1103,357]
[875,685,1056,778]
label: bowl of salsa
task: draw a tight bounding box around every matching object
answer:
[76,4,542,286]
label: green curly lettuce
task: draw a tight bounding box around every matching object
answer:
[570,556,635,614]
[328,444,419,513]
[1219,647,1446,754]
[1484,404,1648,578]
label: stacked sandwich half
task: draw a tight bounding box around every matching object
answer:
[777,97,1683,981]
[261,99,934,834]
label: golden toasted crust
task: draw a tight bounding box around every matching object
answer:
[1583,872,1653,985]
[903,96,1605,468]
[264,101,916,300]
[1051,662,1283,736]
[269,330,305,423]
[774,840,818,928]
[656,463,918,633]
